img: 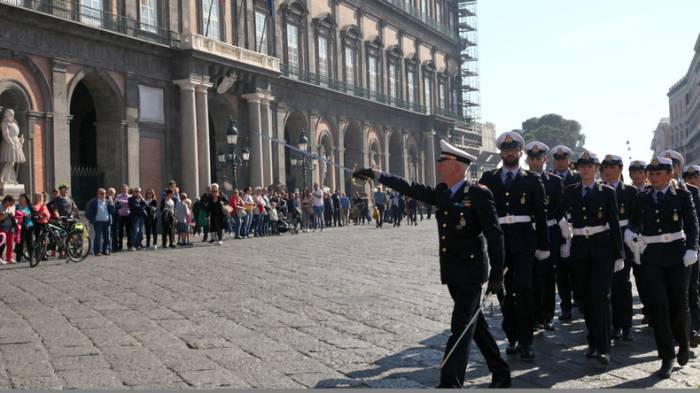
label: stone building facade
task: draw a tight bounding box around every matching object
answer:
[0,0,475,206]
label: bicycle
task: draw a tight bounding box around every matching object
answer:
[32,217,91,267]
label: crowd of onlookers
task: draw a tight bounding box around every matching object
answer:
[0,180,431,264]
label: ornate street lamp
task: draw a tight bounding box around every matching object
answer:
[226,117,239,146]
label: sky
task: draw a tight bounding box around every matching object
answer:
[478,0,700,164]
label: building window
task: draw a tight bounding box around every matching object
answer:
[453,86,460,113]
[255,10,269,54]
[438,81,446,110]
[388,63,398,104]
[202,0,221,40]
[420,0,428,19]
[287,23,300,77]
[424,74,432,114]
[344,45,356,87]
[407,70,416,105]
[435,0,442,24]
[368,55,379,95]
[140,0,158,32]
[81,0,103,27]
[318,35,329,86]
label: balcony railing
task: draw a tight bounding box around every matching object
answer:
[380,0,460,41]
[281,64,427,114]
[1,0,175,46]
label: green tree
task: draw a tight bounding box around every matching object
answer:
[519,114,585,152]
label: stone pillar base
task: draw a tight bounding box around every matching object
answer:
[0,184,25,198]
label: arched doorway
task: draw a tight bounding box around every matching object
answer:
[0,83,32,189]
[208,95,240,192]
[388,130,404,177]
[407,139,420,182]
[68,72,124,208]
[284,111,307,191]
[316,119,336,191]
[343,121,363,194]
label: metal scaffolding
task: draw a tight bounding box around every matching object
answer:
[457,0,480,128]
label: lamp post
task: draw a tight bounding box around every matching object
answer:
[296,129,317,190]
[218,117,249,190]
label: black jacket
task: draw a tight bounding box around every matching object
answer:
[379,173,504,286]
[541,172,565,222]
[479,168,549,252]
[629,183,699,267]
[564,182,624,261]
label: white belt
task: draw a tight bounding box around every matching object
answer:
[498,215,531,225]
[619,219,629,227]
[547,219,558,227]
[642,230,685,244]
[572,224,610,237]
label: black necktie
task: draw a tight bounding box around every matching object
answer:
[656,190,663,204]
[505,172,514,190]
[583,187,590,200]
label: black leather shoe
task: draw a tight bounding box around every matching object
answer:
[520,346,535,362]
[585,347,599,359]
[622,328,632,341]
[657,358,673,379]
[597,353,610,365]
[611,327,622,339]
[559,311,572,321]
[678,349,690,366]
[506,342,519,355]
[542,322,555,331]
[489,373,512,389]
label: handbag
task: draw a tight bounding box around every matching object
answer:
[223,205,233,215]
[237,207,247,218]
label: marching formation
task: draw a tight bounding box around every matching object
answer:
[353,131,700,388]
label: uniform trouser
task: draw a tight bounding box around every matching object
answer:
[639,264,690,359]
[439,283,510,388]
[534,226,560,324]
[689,262,700,333]
[632,263,650,318]
[572,250,613,354]
[499,249,535,347]
[557,256,575,314]
[611,255,634,331]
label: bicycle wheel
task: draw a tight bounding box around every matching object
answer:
[30,235,48,268]
[66,230,90,262]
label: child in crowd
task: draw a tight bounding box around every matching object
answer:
[0,195,17,264]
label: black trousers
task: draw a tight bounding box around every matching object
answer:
[533,226,560,324]
[689,261,700,333]
[439,283,509,388]
[640,264,691,359]
[499,249,535,347]
[571,250,613,354]
[117,215,131,249]
[162,221,174,247]
[376,206,384,227]
[144,216,157,247]
[611,254,634,330]
[557,256,575,314]
[632,263,650,319]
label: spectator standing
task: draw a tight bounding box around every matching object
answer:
[231,190,244,239]
[175,193,190,246]
[373,186,387,228]
[32,193,50,256]
[144,189,158,249]
[115,184,131,250]
[407,196,418,226]
[85,188,113,256]
[242,187,254,238]
[208,185,228,244]
[340,192,350,226]
[311,183,325,232]
[269,201,279,235]
[161,189,176,248]
[323,192,333,228]
[128,187,147,251]
[332,190,341,227]
[0,195,16,263]
[199,186,212,242]
[15,194,34,263]
[301,189,312,232]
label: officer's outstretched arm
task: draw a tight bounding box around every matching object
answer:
[474,187,505,279]
[606,189,624,261]
[683,191,699,250]
[376,173,438,206]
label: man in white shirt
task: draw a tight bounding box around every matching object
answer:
[311,183,325,232]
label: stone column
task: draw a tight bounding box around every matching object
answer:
[362,123,371,197]
[26,111,43,195]
[423,130,436,186]
[337,117,347,194]
[275,104,288,187]
[260,94,275,187]
[383,131,391,173]
[309,111,320,187]
[174,78,200,198]
[195,78,213,194]
[51,58,71,189]
[242,92,265,188]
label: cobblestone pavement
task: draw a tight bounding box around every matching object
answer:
[0,221,697,389]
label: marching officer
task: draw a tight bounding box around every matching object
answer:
[601,154,638,341]
[550,145,581,321]
[629,160,651,325]
[561,151,624,365]
[682,165,700,347]
[662,149,700,348]
[524,141,566,331]
[626,157,698,378]
[479,131,549,362]
[352,140,511,388]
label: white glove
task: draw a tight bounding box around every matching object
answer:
[623,229,638,250]
[535,250,550,261]
[614,258,624,272]
[684,250,698,267]
[560,241,571,258]
[558,218,572,241]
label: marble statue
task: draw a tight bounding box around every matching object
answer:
[0,109,26,185]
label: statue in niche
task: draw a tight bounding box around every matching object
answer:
[0,109,25,185]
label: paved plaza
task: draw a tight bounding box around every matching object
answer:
[0,221,697,389]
